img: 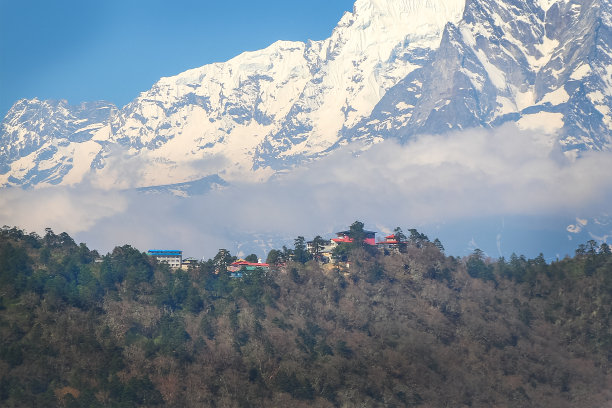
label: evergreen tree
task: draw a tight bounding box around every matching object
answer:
[393,227,407,252]
[213,249,234,273]
[466,249,494,281]
[293,236,311,264]
[348,221,366,246]
[245,254,259,263]
[433,238,445,253]
[310,235,326,261]
[408,228,429,248]
[266,249,284,265]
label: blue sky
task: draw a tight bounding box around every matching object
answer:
[0,0,355,117]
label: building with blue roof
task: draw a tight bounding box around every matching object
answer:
[147,250,182,269]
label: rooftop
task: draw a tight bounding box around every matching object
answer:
[147,250,182,256]
[337,230,376,236]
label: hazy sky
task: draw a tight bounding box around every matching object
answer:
[0,0,355,116]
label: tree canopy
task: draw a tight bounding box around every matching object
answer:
[0,226,610,407]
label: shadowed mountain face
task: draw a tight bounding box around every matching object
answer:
[0,99,117,187]
[347,0,612,151]
[1,0,609,190]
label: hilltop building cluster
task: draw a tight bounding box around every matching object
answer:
[147,225,420,274]
[306,230,408,264]
[146,249,270,277]
[148,225,416,277]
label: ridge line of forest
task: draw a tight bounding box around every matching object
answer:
[0,224,610,407]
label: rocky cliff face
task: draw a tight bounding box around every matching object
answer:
[347,0,612,152]
[0,99,116,187]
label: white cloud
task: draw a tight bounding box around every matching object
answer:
[1,124,611,259]
[0,186,128,234]
[281,124,612,223]
[567,217,589,234]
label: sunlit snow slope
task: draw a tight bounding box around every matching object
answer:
[0,0,610,190]
[348,0,612,152]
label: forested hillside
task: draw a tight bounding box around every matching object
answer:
[0,226,611,407]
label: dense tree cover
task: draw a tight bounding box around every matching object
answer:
[0,225,611,407]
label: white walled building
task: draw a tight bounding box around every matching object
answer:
[147,250,183,269]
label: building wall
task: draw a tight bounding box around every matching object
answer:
[148,250,183,269]
[155,255,182,268]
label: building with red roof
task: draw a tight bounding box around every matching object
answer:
[331,230,377,246]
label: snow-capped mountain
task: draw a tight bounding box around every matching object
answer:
[0,99,116,187]
[1,0,610,189]
[347,0,612,151]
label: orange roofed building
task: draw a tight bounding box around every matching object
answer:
[376,234,408,251]
[331,230,377,246]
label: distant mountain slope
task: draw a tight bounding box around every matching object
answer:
[0,0,465,188]
[0,0,609,189]
[0,99,116,187]
[346,0,612,151]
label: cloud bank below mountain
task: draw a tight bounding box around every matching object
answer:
[2,124,611,259]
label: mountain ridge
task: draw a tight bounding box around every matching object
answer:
[0,0,610,190]
[347,0,612,150]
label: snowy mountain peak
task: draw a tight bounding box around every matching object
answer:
[1,0,610,190]
[349,0,466,42]
[345,0,611,151]
[354,0,465,24]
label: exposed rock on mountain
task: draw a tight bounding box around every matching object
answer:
[0,0,609,189]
